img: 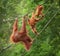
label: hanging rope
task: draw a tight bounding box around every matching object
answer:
[35,9,59,39]
[0,43,13,53]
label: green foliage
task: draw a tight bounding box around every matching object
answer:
[0,0,60,56]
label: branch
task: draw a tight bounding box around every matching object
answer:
[0,44,12,54]
[40,10,58,34]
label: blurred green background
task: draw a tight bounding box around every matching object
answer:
[0,0,60,56]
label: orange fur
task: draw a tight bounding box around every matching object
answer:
[28,12,43,35]
[10,17,33,50]
[28,5,44,35]
[35,5,44,17]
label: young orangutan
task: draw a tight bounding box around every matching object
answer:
[28,12,43,35]
[10,16,33,50]
[27,5,44,35]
